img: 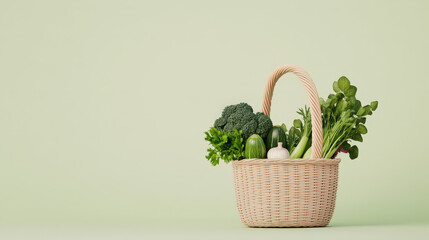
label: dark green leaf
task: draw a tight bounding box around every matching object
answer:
[356,107,365,116]
[345,85,357,97]
[342,142,351,150]
[356,117,366,125]
[281,123,287,132]
[363,105,372,116]
[351,132,363,142]
[325,98,332,107]
[338,76,350,92]
[371,101,378,111]
[333,81,340,93]
[336,92,344,100]
[352,100,361,113]
[293,119,302,128]
[349,145,359,159]
[335,99,346,115]
[357,124,368,134]
[345,96,356,102]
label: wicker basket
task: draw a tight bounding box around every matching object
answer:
[232,65,340,227]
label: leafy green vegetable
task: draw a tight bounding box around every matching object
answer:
[285,125,300,153]
[204,127,244,166]
[338,76,350,91]
[281,123,287,132]
[294,76,378,160]
[321,111,355,159]
[349,145,359,159]
[318,76,378,159]
[370,101,378,111]
[333,81,340,93]
[357,124,367,134]
[290,107,311,158]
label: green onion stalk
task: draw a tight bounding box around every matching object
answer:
[290,107,311,159]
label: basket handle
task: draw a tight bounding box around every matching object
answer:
[261,65,323,159]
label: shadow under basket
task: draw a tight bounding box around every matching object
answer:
[232,158,340,227]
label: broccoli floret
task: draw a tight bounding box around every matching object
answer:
[223,123,234,133]
[214,103,272,142]
[227,111,242,124]
[241,120,257,140]
[229,111,255,130]
[240,111,256,124]
[222,105,237,119]
[235,102,253,113]
[214,117,227,130]
[255,112,264,118]
[255,112,273,139]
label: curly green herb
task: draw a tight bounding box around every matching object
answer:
[204,127,244,166]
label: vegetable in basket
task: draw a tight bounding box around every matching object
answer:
[266,126,287,150]
[204,127,244,166]
[286,76,378,160]
[244,134,266,159]
[203,76,378,165]
[289,107,312,158]
[267,142,289,159]
[205,102,273,165]
[214,103,273,141]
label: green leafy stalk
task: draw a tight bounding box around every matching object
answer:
[285,126,300,153]
[295,76,378,160]
[322,115,355,158]
[290,107,311,159]
[319,76,378,160]
[303,147,311,159]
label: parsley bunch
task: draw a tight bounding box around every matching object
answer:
[204,127,244,166]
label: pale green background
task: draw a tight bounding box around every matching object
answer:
[1,0,428,238]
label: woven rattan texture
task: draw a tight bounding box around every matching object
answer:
[261,65,323,159]
[232,159,340,227]
[232,65,341,227]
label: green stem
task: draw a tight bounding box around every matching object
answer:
[303,147,312,159]
[290,136,308,159]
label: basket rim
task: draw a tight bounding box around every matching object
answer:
[232,158,341,166]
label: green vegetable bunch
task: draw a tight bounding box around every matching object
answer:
[214,103,273,142]
[289,107,312,158]
[203,76,378,166]
[204,102,273,166]
[318,76,378,159]
[204,127,244,166]
[296,76,378,160]
[281,107,312,155]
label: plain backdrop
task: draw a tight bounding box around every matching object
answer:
[0,0,428,232]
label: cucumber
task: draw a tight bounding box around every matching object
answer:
[245,134,266,159]
[266,126,287,150]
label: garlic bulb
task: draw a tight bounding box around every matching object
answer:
[267,142,290,159]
